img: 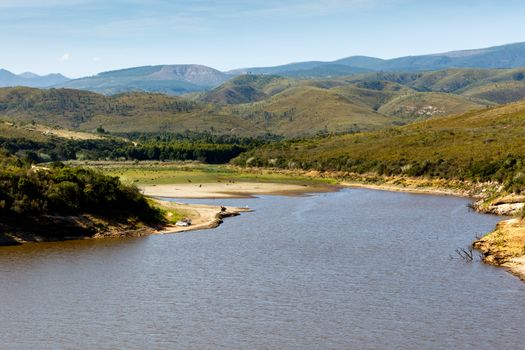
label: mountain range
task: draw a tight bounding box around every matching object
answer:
[233,41,525,76]
[2,41,525,95]
[3,65,525,137]
[0,69,69,88]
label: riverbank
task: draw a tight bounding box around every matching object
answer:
[0,199,250,246]
[0,214,160,246]
[474,218,525,281]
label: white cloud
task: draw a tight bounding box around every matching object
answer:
[59,53,70,62]
[93,56,102,61]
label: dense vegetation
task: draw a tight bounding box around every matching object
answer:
[0,129,279,164]
[0,159,160,221]
[0,152,165,243]
[233,100,525,193]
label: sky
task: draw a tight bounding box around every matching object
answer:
[1,0,524,78]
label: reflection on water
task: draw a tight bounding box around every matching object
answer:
[1,188,524,350]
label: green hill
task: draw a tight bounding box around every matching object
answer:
[1,67,523,138]
[202,75,290,104]
[234,99,525,188]
[224,85,396,136]
[346,68,525,104]
[376,92,492,121]
[0,87,263,135]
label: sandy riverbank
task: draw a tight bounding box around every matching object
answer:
[340,181,471,197]
[153,199,251,234]
[141,182,337,198]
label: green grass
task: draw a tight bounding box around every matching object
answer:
[149,199,185,224]
[72,161,335,186]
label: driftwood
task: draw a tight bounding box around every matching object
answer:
[455,246,474,262]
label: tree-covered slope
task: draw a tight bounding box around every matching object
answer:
[234,99,525,190]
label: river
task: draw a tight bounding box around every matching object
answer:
[1,188,524,349]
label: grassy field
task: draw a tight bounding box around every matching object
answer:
[70,161,336,186]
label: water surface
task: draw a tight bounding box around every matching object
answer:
[1,188,524,349]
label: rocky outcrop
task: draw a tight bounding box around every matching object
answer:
[473,218,525,281]
[473,194,525,216]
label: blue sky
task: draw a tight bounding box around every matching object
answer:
[1,0,524,77]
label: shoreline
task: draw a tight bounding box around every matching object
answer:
[340,181,471,198]
[473,218,525,282]
[152,199,251,235]
[0,200,251,247]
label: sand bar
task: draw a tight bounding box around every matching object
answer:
[141,182,336,199]
[153,199,251,234]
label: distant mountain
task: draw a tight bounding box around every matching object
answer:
[363,42,525,72]
[57,64,231,95]
[228,61,328,75]
[229,42,525,78]
[18,72,40,79]
[6,41,525,95]
[0,69,22,86]
[0,69,69,88]
[228,61,372,78]
[333,56,386,69]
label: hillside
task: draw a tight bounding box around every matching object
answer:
[345,68,525,104]
[234,99,525,188]
[202,75,290,104]
[58,65,231,95]
[376,92,490,121]
[224,85,395,136]
[0,70,498,138]
[0,87,264,135]
[200,73,494,136]
[2,85,395,137]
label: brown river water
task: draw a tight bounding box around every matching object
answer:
[1,188,524,349]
